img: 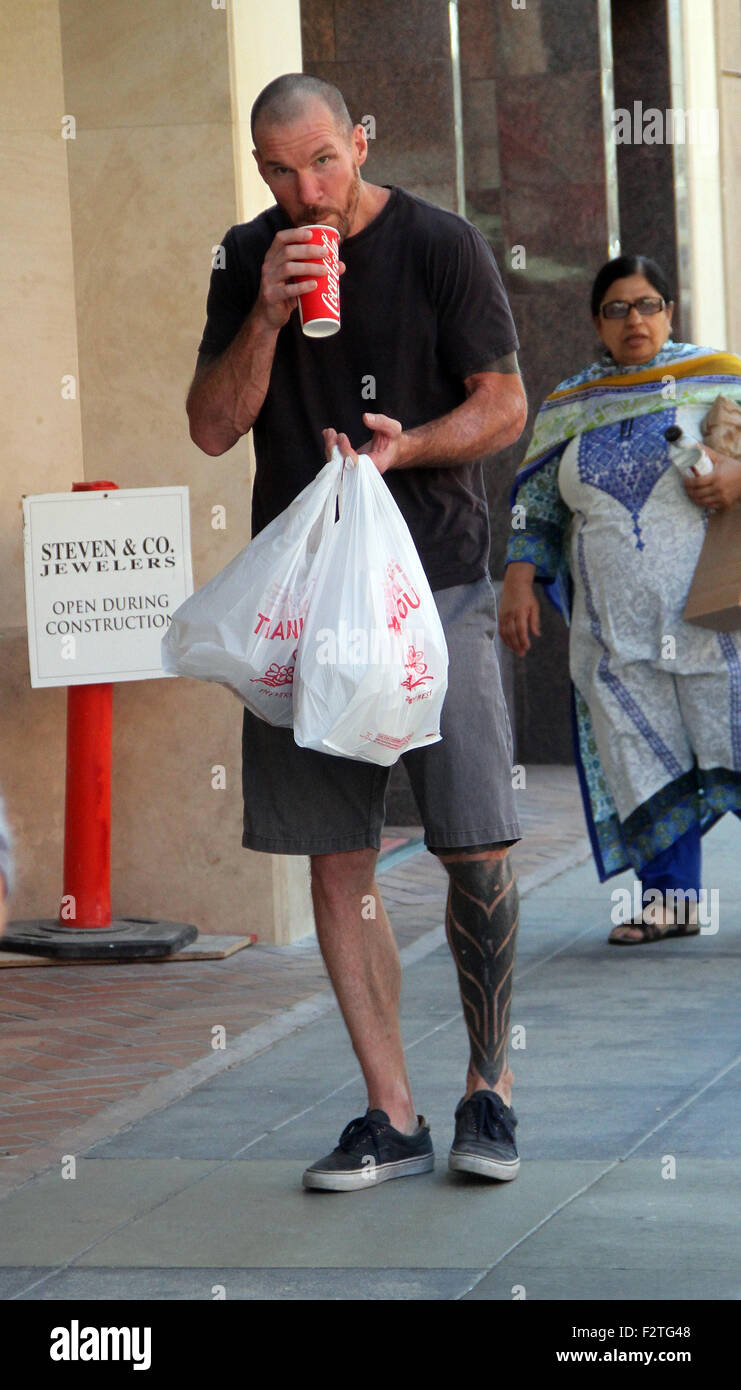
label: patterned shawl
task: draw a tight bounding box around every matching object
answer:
[508,341,741,618]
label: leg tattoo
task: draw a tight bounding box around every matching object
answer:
[439,848,520,1090]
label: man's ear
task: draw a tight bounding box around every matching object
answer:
[252,147,269,185]
[352,123,369,168]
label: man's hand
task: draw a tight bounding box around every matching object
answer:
[322,414,403,474]
[319,356,526,476]
[683,447,741,510]
[256,228,346,332]
[188,231,346,456]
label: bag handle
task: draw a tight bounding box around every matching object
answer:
[313,446,346,549]
[332,444,361,520]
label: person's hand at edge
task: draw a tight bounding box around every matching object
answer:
[683,447,741,510]
[322,426,357,464]
[498,564,541,657]
[322,416,403,473]
[357,413,404,474]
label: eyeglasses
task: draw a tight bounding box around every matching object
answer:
[600,296,666,319]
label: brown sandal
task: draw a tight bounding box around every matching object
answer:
[608,917,701,945]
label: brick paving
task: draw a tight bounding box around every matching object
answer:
[0,766,588,1172]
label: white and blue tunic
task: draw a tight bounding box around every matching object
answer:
[507,343,741,879]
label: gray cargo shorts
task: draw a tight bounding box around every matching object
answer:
[241,574,521,855]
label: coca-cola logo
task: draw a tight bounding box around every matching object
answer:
[320,231,340,315]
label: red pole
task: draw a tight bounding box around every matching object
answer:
[62,683,113,927]
[59,480,118,930]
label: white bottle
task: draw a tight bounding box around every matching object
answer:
[664,425,714,476]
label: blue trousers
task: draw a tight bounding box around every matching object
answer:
[641,824,701,902]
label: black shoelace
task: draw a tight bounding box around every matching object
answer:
[467,1092,516,1145]
[338,1114,380,1156]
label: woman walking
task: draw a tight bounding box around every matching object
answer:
[500,255,741,943]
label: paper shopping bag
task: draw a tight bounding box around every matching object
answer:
[683,505,741,631]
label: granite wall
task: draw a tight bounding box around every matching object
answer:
[611,0,683,334]
[300,0,629,817]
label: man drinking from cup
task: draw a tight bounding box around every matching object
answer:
[187,73,527,1192]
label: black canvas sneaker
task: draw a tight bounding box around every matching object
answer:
[302,1109,434,1191]
[448,1090,520,1180]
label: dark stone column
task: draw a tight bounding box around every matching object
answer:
[301,0,458,208]
[611,0,683,333]
[464,0,610,767]
[298,1,680,817]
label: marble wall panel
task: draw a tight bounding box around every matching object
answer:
[496,73,605,194]
[0,130,85,626]
[302,0,457,202]
[462,77,501,201]
[0,0,65,130]
[64,122,250,578]
[0,0,84,631]
[492,323,602,760]
[0,4,79,915]
[611,0,681,334]
[217,0,306,225]
[109,677,281,936]
[720,73,741,353]
[501,180,607,266]
[717,0,741,71]
[333,0,450,60]
[511,595,573,764]
[508,287,601,427]
[58,0,230,129]
[717,0,741,353]
[491,0,600,78]
[300,0,336,62]
[467,3,606,765]
[305,56,457,203]
[458,0,497,81]
[0,632,66,922]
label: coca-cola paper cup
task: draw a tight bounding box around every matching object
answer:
[297,224,341,338]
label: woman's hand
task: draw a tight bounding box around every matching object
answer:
[499,563,541,656]
[683,448,741,510]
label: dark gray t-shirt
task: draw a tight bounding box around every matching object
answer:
[198,186,519,589]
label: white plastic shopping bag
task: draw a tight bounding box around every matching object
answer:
[293,453,449,764]
[161,455,340,724]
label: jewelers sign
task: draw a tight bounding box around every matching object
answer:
[23,487,193,687]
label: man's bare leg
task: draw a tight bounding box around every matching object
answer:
[435,845,520,1103]
[310,847,417,1134]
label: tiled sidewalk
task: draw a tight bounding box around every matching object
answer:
[0,766,589,1193]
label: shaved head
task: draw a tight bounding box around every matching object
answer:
[251,73,354,148]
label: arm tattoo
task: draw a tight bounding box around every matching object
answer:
[476,351,520,375]
[441,852,520,1089]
